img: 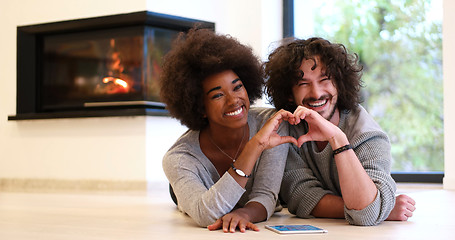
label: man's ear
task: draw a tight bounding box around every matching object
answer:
[288,96,295,103]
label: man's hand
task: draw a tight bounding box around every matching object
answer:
[207,210,259,233]
[386,194,416,221]
[293,106,342,147]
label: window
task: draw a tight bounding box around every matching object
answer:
[284,0,443,182]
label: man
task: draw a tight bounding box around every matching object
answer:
[264,37,416,226]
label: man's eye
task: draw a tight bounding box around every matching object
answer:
[298,82,308,87]
[234,84,243,91]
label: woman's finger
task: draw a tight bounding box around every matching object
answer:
[207,218,222,231]
[246,222,260,231]
[228,218,240,233]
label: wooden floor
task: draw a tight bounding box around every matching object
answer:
[0,183,453,240]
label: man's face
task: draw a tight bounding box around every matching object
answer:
[291,56,339,124]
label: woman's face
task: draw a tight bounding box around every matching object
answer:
[202,70,249,130]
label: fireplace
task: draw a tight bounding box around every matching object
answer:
[9,11,215,120]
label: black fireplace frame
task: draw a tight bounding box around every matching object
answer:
[9,11,215,120]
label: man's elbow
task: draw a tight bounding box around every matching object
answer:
[345,213,382,226]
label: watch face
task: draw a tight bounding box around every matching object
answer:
[231,164,250,178]
[235,168,246,177]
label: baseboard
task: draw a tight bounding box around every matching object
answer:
[0,178,147,192]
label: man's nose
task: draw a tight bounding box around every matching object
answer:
[308,84,322,99]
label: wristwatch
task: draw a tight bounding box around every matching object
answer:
[231,163,250,178]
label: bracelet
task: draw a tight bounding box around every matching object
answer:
[332,144,352,157]
[231,163,251,178]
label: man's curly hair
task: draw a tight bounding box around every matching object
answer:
[159,28,264,130]
[264,37,363,112]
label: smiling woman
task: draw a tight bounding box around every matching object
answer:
[202,71,249,131]
[158,27,298,232]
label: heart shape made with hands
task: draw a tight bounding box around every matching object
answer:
[291,106,340,147]
[260,107,340,149]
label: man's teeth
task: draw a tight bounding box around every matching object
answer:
[226,107,243,116]
[308,100,327,108]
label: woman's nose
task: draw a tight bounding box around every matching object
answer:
[226,93,236,104]
[226,91,240,105]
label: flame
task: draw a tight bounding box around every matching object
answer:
[100,39,130,94]
[95,39,134,95]
[102,77,128,88]
[114,79,128,88]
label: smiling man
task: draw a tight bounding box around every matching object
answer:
[264,37,416,226]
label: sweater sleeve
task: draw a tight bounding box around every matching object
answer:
[245,135,289,219]
[243,107,290,219]
[279,143,333,218]
[162,145,245,227]
[343,131,397,226]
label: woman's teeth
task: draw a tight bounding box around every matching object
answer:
[226,107,243,116]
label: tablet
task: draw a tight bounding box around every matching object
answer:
[265,224,328,234]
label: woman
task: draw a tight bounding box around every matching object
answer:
[160,28,297,233]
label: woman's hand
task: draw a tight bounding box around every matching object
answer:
[252,109,298,151]
[207,210,259,233]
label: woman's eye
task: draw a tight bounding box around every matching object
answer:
[234,84,243,91]
[298,82,308,87]
[211,93,223,99]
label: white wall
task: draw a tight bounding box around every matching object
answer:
[145,0,281,60]
[443,0,455,189]
[0,0,282,188]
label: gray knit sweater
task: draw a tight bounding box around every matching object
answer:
[162,107,289,227]
[280,105,396,226]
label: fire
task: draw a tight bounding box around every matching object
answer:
[97,39,132,94]
[102,77,128,88]
[114,79,128,88]
[101,77,129,94]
